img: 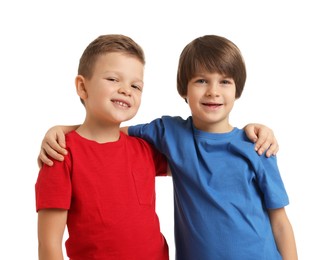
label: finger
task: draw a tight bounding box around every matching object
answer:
[57,132,67,149]
[244,124,258,143]
[254,130,269,153]
[265,142,279,157]
[257,142,271,156]
[42,142,65,161]
[246,131,258,143]
[256,131,279,157]
[38,151,54,167]
[44,138,67,157]
[37,156,44,169]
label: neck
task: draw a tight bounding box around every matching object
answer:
[192,116,233,133]
[198,123,234,133]
[76,123,121,143]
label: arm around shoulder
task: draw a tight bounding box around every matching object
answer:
[38,125,79,167]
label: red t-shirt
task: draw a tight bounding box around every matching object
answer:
[35,131,169,260]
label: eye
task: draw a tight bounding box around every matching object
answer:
[106,77,118,82]
[131,84,142,91]
[195,79,207,84]
[220,79,234,86]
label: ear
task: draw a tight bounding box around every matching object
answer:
[75,75,88,100]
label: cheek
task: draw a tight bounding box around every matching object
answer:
[226,96,236,111]
[186,88,200,101]
[226,88,236,100]
[227,96,236,106]
[134,93,142,107]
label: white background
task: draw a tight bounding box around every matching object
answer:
[1,0,326,259]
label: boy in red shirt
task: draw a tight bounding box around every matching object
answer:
[35,34,169,260]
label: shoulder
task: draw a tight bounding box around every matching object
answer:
[129,116,190,136]
[161,115,189,124]
[159,116,192,132]
[145,115,189,125]
[229,128,277,167]
[229,128,253,147]
[122,132,163,163]
[123,132,153,151]
[65,131,79,147]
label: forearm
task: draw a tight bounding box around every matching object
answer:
[37,210,67,260]
[274,224,297,260]
[38,243,64,260]
[269,209,298,260]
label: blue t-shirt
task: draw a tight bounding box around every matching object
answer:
[129,116,289,260]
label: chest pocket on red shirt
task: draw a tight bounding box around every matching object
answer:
[132,168,155,206]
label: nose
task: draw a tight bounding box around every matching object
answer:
[206,84,220,97]
[118,83,131,96]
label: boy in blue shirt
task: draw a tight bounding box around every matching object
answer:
[127,35,298,259]
[38,35,295,259]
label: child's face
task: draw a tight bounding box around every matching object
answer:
[184,71,236,133]
[80,52,144,126]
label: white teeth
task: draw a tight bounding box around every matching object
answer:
[114,101,128,107]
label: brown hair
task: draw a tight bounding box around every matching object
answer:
[177,35,246,99]
[78,34,145,79]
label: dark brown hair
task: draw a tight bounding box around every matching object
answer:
[177,35,246,99]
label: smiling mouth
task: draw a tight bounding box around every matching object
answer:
[112,100,131,108]
[202,102,222,108]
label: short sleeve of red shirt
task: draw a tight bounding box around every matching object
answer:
[35,155,72,211]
